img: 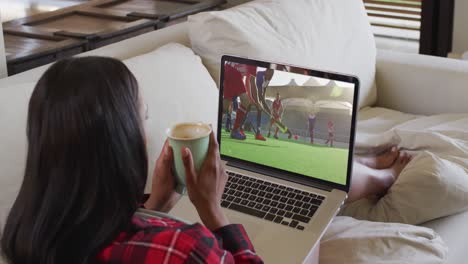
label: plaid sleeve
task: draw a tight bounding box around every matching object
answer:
[179,223,263,264]
[97,216,263,264]
[212,224,263,264]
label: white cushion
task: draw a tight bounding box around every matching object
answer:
[0,82,35,227]
[188,0,377,108]
[343,108,468,225]
[321,216,448,264]
[123,43,219,192]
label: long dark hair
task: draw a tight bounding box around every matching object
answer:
[1,57,148,264]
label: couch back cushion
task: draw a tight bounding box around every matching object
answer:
[189,0,377,108]
[123,43,219,191]
[0,43,218,227]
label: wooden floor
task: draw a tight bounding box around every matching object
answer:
[0,0,87,22]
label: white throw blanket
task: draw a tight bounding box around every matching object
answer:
[320,107,468,264]
[356,108,468,155]
[343,108,468,225]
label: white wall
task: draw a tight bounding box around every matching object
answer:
[453,0,468,55]
[0,11,7,78]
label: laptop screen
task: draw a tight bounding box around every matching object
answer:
[219,56,358,188]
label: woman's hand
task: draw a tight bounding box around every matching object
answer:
[182,131,229,230]
[144,140,181,213]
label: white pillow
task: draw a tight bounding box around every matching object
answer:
[321,216,448,264]
[188,0,377,108]
[123,43,219,192]
[0,82,35,228]
[341,151,468,225]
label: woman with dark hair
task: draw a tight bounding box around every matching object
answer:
[1,57,263,264]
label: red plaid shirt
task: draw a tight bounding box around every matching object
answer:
[96,213,263,263]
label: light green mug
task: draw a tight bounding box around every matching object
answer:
[167,122,211,195]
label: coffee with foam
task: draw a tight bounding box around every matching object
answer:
[167,122,212,194]
[168,123,211,140]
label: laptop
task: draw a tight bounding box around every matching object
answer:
[171,55,359,263]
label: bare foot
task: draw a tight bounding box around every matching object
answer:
[388,152,412,181]
[374,153,412,195]
[356,146,399,169]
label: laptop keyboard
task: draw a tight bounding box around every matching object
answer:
[221,171,326,231]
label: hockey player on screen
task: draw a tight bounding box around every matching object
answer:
[267,92,292,139]
[325,119,335,147]
[222,62,256,140]
[223,63,273,141]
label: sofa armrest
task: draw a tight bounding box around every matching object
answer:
[375,49,468,115]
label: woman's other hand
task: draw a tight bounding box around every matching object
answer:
[182,131,229,230]
[144,140,181,212]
